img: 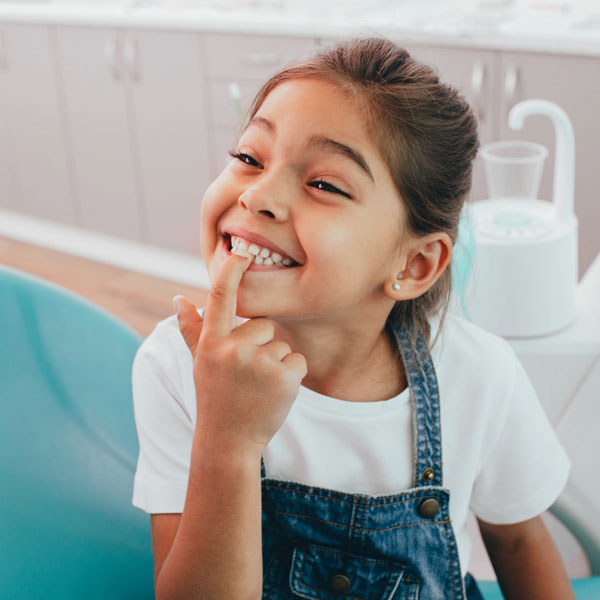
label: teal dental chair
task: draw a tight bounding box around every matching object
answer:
[0,265,154,599]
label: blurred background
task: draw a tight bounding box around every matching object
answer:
[1,0,599,331]
[1,0,599,589]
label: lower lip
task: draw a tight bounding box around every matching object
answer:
[221,238,295,271]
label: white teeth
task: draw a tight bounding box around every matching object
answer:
[228,235,295,267]
[232,247,250,258]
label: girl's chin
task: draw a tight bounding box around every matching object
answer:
[234,298,270,319]
[234,296,290,321]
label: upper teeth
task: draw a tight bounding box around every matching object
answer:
[230,235,293,266]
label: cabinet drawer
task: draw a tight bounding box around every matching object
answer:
[204,33,316,81]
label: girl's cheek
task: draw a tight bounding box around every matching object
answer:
[199,186,221,252]
[199,176,239,253]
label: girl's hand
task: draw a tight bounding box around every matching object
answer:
[173,254,307,454]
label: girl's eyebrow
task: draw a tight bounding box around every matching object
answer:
[245,116,374,183]
[245,116,275,134]
[306,135,374,183]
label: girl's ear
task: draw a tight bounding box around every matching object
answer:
[385,232,453,301]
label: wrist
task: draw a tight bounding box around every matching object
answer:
[191,428,264,470]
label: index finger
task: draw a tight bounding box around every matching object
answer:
[202,252,252,338]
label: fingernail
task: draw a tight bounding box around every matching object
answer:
[172,296,182,313]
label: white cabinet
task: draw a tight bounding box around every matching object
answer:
[55,26,210,254]
[0,24,74,223]
[126,29,208,256]
[0,27,17,212]
[204,33,317,180]
[55,26,142,241]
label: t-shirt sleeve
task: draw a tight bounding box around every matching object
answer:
[469,347,571,524]
[131,320,195,514]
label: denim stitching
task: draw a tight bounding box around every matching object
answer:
[299,544,403,565]
[263,503,451,532]
[262,505,348,527]
[354,520,452,534]
[263,483,449,506]
[357,497,368,554]
[348,496,360,550]
[442,521,459,600]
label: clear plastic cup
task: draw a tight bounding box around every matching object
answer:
[481,141,548,200]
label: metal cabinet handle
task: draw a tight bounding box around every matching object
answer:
[470,60,486,123]
[241,52,280,66]
[105,32,121,81]
[228,81,246,127]
[124,36,140,83]
[504,64,519,117]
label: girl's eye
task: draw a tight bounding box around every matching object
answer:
[228,150,263,169]
[309,180,352,199]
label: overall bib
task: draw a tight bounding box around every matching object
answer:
[260,321,485,599]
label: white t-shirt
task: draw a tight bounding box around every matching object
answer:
[131,310,570,578]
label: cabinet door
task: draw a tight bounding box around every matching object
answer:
[0,99,17,212]
[54,26,142,241]
[0,24,74,223]
[406,44,500,204]
[208,79,262,180]
[125,30,209,256]
[498,51,600,278]
[204,33,317,180]
[0,27,18,212]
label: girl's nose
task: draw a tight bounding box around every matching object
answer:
[238,183,289,222]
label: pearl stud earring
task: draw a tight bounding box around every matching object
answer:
[393,283,401,291]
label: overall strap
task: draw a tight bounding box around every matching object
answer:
[390,322,443,488]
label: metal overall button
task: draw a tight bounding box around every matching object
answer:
[327,573,352,594]
[421,467,434,483]
[418,497,440,519]
[421,467,434,482]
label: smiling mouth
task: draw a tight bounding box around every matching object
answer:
[223,234,299,267]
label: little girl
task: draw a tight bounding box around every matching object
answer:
[131,38,574,599]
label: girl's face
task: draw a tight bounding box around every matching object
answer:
[200,78,409,323]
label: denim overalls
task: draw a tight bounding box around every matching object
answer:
[260,321,484,599]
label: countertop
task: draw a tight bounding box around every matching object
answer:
[0,1,600,57]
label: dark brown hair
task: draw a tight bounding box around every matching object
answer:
[245,37,479,353]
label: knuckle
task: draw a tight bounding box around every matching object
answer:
[263,318,276,334]
[231,339,251,364]
[254,317,275,338]
[208,280,229,302]
[290,353,308,377]
[256,351,273,372]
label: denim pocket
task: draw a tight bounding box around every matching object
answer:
[288,543,419,600]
